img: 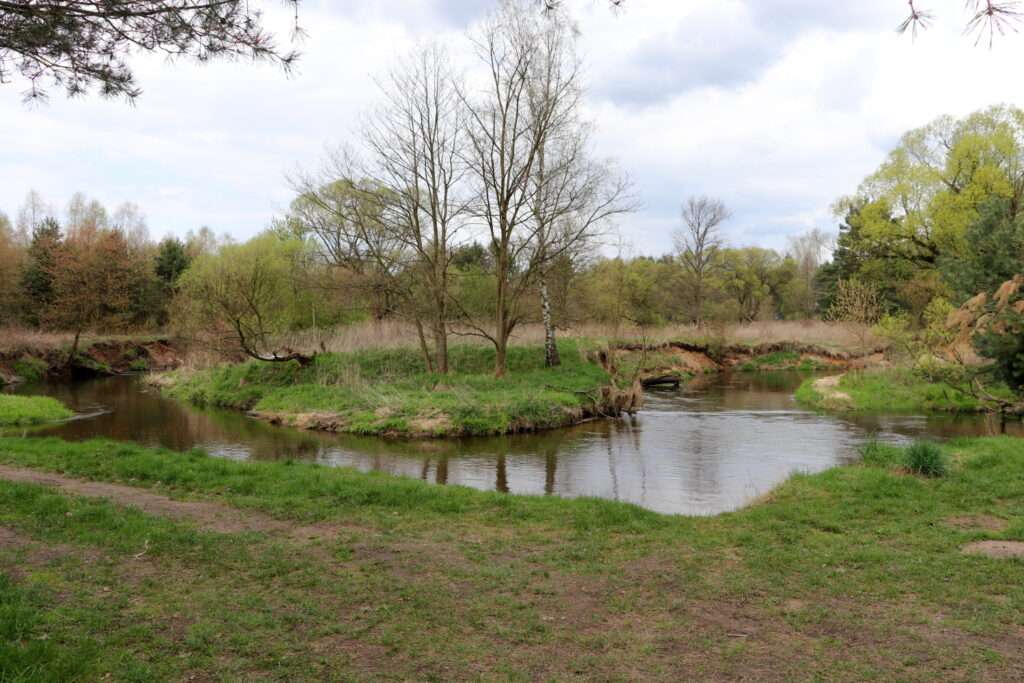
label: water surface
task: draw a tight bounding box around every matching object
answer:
[7,373,1019,515]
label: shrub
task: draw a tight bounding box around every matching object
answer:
[904,441,947,478]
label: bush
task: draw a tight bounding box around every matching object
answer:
[904,441,947,478]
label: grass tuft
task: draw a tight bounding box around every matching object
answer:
[905,441,948,478]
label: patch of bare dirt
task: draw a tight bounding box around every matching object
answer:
[962,541,1024,559]
[0,464,342,542]
[408,413,454,435]
[945,515,1010,532]
[812,375,852,406]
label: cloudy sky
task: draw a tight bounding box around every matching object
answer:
[3,0,1024,255]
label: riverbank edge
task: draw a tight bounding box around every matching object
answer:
[148,339,885,440]
[0,433,1013,521]
[793,368,1010,416]
[151,343,642,440]
[0,337,182,386]
[0,395,74,427]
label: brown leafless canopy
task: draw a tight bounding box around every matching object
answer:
[0,0,301,101]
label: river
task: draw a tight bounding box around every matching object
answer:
[6,373,1018,515]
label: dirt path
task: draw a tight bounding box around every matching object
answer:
[0,464,338,541]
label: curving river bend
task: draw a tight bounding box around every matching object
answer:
[8,373,1019,515]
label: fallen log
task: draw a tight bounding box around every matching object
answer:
[641,375,682,388]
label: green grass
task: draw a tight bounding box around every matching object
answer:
[796,368,1007,414]
[0,435,1022,679]
[11,358,48,384]
[905,441,949,477]
[0,396,73,427]
[163,342,613,438]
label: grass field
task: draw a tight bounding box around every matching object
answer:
[0,435,1022,681]
[0,395,72,427]
[795,368,1013,414]
[162,342,614,438]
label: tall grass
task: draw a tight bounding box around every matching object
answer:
[278,319,881,357]
[905,441,948,477]
[0,326,167,355]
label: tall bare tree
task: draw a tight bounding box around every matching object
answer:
[460,0,629,376]
[674,195,730,324]
[290,45,468,374]
[363,45,468,374]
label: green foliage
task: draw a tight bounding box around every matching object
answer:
[166,342,611,437]
[905,441,948,478]
[18,218,61,326]
[717,247,795,322]
[940,198,1024,302]
[154,237,191,288]
[974,307,1024,396]
[175,231,345,359]
[11,357,47,383]
[829,106,1024,320]
[0,395,73,426]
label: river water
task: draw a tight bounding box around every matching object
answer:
[7,373,1019,515]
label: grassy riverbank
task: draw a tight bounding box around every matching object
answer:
[0,395,72,427]
[795,368,1014,414]
[161,342,617,438]
[0,435,1022,680]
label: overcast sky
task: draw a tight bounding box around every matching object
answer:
[3,0,1024,255]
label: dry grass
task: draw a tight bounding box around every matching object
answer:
[0,327,169,356]
[2,319,878,368]
[282,319,881,356]
[0,327,76,354]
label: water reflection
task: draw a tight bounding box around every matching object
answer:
[7,373,1021,515]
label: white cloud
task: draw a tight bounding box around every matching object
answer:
[2,0,1024,254]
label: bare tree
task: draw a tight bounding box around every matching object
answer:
[674,195,730,324]
[363,44,468,374]
[827,278,883,355]
[460,0,628,376]
[289,46,468,373]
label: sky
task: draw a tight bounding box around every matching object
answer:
[3,0,1024,255]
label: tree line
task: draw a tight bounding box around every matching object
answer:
[0,190,207,357]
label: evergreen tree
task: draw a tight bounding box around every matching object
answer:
[19,218,62,326]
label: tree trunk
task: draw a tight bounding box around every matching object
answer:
[494,245,509,378]
[434,317,448,375]
[65,329,82,369]
[494,334,508,379]
[540,275,560,367]
[413,318,434,373]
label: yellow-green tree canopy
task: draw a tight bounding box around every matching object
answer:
[837,105,1024,268]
